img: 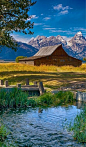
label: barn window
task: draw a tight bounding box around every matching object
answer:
[60,59,65,62]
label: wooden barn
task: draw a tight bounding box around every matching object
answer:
[19,44,82,66]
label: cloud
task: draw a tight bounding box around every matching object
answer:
[27,15,39,20]
[43,17,51,21]
[41,14,43,15]
[73,27,86,32]
[50,29,75,35]
[62,36,72,41]
[43,27,56,30]
[34,23,43,26]
[58,10,68,15]
[53,4,73,15]
[53,4,72,11]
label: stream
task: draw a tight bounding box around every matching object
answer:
[0,101,86,147]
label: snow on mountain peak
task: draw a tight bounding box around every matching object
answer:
[76,31,82,36]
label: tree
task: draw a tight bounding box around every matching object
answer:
[83,57,86,61]
[0,0,36,51]
[15,56,27,63]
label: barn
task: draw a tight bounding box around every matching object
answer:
[19,44,82,66]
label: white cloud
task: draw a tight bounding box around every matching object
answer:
[43,17,51,21]
[58,10,68,15]
[53,4,72,11]
[34,23,43,26]
[73,27,86,32]
[41,14,43,15]
[62,36,72,41]
[43,27,56,30]
[53,4,73,15]
[53,4,63,11]
[27,15,39,20]
[12,34,30,43]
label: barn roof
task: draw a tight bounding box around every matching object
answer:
[19,44,62,61]
[34,44,61,56]
[19,56,46,61]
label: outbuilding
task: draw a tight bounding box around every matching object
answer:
[19,44,82,66]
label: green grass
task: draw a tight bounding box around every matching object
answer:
[69,106,86,143]
[0,124,8,142]
[36,91,74,107]
[0,88,75,109]
[0,88,28,108]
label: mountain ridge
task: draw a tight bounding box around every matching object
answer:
[28,32,86,60]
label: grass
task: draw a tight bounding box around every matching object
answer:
[0,88,75,109]
[0,124,8,142]
[0,88,28,109]
[0,63,86,90]
[69,106,86,143]
[36,91,74,107]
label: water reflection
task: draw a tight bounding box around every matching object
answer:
[0,102,86,147]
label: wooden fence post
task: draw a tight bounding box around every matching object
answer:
[4,80,8,87]
[34,81,37,85]
[0,80,4,85]
[26,78,29,85]
[39,82,44,95]
[17,83,21,88]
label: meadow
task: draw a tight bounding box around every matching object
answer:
[0,63,86,90]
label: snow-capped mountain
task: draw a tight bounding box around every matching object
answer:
[67,32,86,59]
[28,35,67,49]
[28,32,86,60]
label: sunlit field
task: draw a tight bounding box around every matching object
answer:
[0,63,86,90]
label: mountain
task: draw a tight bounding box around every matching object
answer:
[28,32,86,60]
[67,32,86,59]
[0,42,38,60]
[28,35,67,49]
[0,32,86,60]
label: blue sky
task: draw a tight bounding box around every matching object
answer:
[12,0,86,43]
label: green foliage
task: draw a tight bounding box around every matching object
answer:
[69,106,86,143]
[27,98,37,107]
[83,57,86,61]
[15,56,27,63]
[0,124,8,141]
[0,88,28,108]
[0,88,74,108]
[0,0,36,50]
[36,91,74,106]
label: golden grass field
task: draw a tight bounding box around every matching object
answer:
[0,63,86,90]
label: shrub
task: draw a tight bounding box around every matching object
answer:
[15,56,27,63]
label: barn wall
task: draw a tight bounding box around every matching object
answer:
[19,60,34,65]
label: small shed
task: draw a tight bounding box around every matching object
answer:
[19,44,82,66]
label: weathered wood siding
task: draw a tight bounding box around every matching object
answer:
[19,60,34,65]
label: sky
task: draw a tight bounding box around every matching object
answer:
[12,0,86,43]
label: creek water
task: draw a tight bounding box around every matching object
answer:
[0,101,86,147]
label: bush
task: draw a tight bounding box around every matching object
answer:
[15,56,27,63]
[83,57,86,61]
